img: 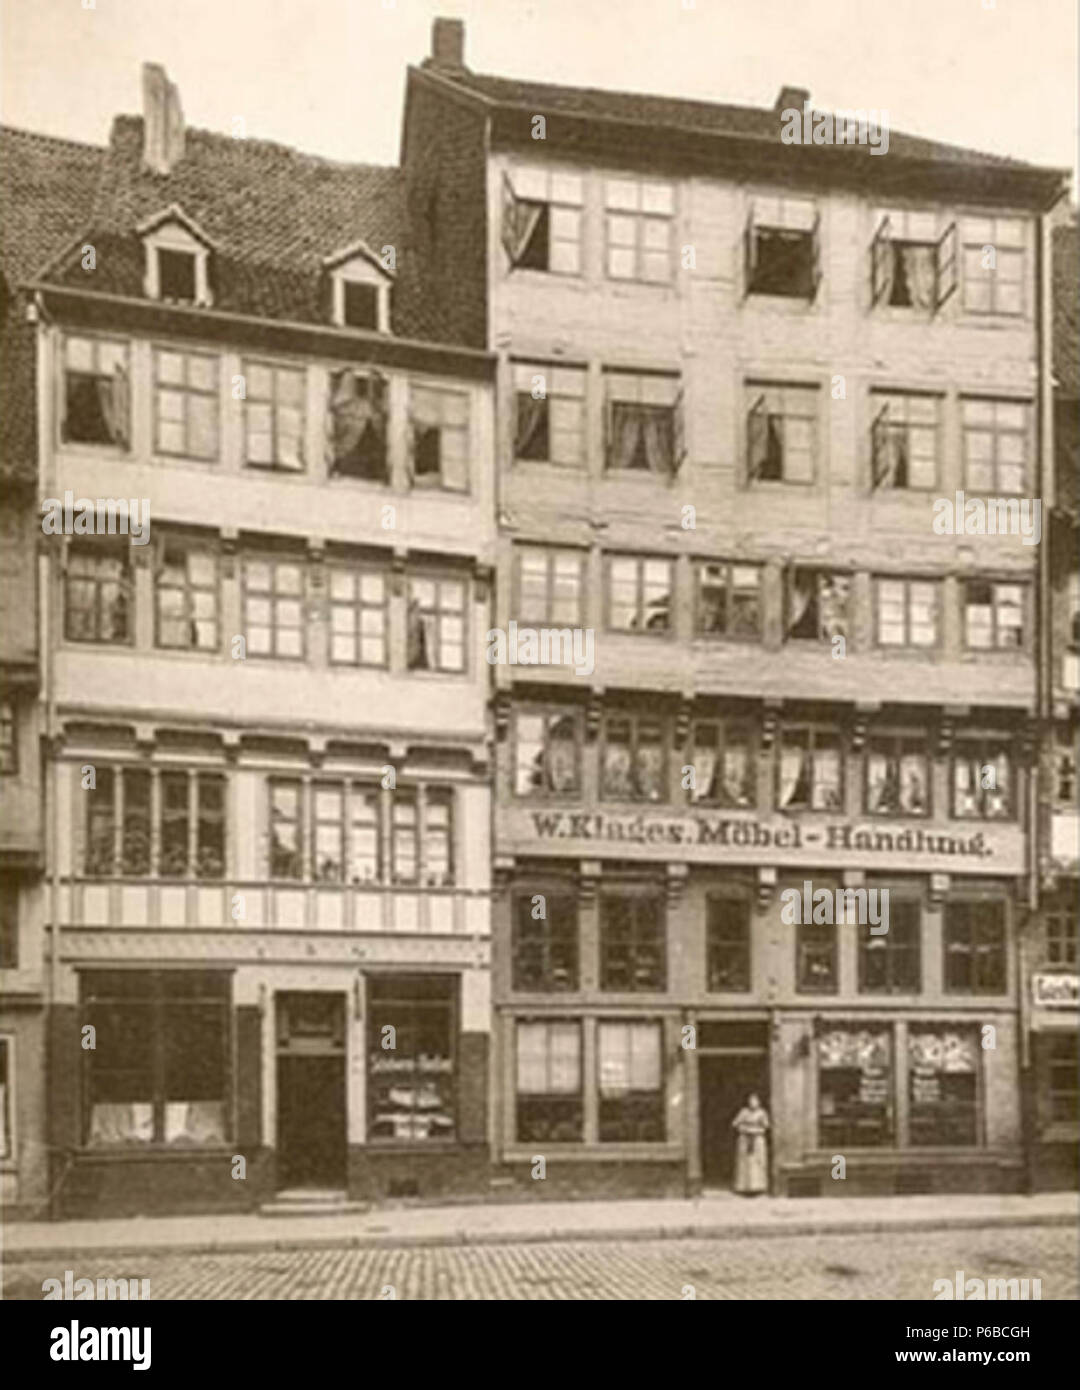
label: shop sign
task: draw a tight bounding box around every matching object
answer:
[1031,973,1079,1009]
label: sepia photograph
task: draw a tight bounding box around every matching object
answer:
[0,0,1077,1354]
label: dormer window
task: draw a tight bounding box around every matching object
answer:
[324,241,393,334]
[137,205,214,307]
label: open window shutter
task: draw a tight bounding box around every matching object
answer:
[747,393,767,481]
[871,215,892,305]
[935,222,958,311]
[603,389,615,470]
[112,363,131,448]
[501,172,542,268]
[809,210,823,300]
[672,388,687,474]
[743,204,757,297]
[871,402,891,488]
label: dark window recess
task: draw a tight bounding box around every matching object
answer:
[858,901,921,993]
[413,425,441,478]
[944,901,1006,993]
[750,229,815,297]
[512,892,579,992]
[515,202,549,270]
[158,249,197,302]
[706,897,751,992]
[343,281,379,329]
[797,922,838,993]
[0,886,17,969]
[367,974,455,1143]
[599,894,666,992]
[328,370,388,481]
[515,393,550,460]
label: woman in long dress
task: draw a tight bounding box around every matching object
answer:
[732,1093,769,1195]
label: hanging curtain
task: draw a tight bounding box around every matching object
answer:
[603,743,634,799]
[690,746,718,802]
[546,718,579,794]
[786,571,814,636]
[328,370,383,471]
[635,744,664,800]
[642,408,674,475]
[819,574,850,638]
[902,245,937,310]
[406,599,430,670]
[515,394,546,457]
[612,404,644,469]
[778,745,804,807]
[899,753,927,813]
[722,745,751,806]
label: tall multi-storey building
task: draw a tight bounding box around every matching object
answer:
[1028,216,1078,1191]
[1,126,105,1218]
[403,20,1069,1197]
[26,68,497,1217]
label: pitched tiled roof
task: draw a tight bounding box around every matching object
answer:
[42,117,406,328]
[430,65,1056,172]
[0,126,106,485]
[1053,220,1079,397]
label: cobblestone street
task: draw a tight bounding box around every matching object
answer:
[4,1225,1074,1301]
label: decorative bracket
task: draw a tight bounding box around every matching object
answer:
[472,562,493,604]
[579,860,602,908]
[757,865,778,910]
[493,690,512,741]
[390,548,407,597]
[220,527,238,580]
[928,871,950,907]
[761,700,782,751]
[666,862,689,906]
[586,688,604,742]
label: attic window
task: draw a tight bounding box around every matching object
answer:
[159,249,197,303]
[344,282,379,330]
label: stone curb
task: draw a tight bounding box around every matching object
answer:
[2,1209,1073,1263]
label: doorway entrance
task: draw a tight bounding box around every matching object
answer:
[698,1023,769,1189]
[276,992,347,1191]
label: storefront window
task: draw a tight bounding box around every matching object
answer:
[515,1020,582,1142]
[908,1028,978,1146]
[818,1026,893,1148]
[1047,1035,1079,1124]
[597,1021,665,1142]
[0,1037,11,1160]
[367,975,455,1142]
[512,891,578,991]
[706,896,751,991]
[82,971,229,1147]
[944,900,1006,993]
[600,892,666,991]
[797,922,837,993]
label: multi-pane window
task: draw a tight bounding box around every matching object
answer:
[269,779,303,879]
[515,1021,583,1142]
[706,896,751,991]
[62,335,129,447]
[865,735,930,816]
[0,885,18,969]
[308,782,382,884]
[953,741,1012,820]
[745,195,820,298]
[870,207,955,311]
[606,555,672,632]
[1045,889,1079,967]
[964,580,1026,650]
[871,392,940,489]
[516,546,584,626]
[327,369,388,481]
[410,384,469,491]
[243,556,305,659]
[83,767,224,878]
[502,166,583,275]
[514,708,581,796]
[512,891,578,991]
[513,362,586,465]
[407,575,466,672]
[155,348,218,459]
[599,893,666,992]
[601,711,666,802]
[746,382,818,483]
[961,215,1026,315]
[797,921,838,993]
[777,725,843,812]
[785,568,850,641]
[1046,1035,1079,1124]
[65,544,132,645]
[366,974,455,1142]
[817,1026,893,1148]
[859,900,921,993]
[82,970,230,1147]
[244,360,305,470]
[688,719,755,808]
[328,566,387,667]
[605,177,675,282]
[0,701,16,776]
[908,1027,978,1145]
[696,562,761,639]
[597,1021,665,1142]
[876,577,938,648]
[604,372,684,475]
[961,398,1030,494]
[391,787,454,887]
[944,901,1006,993]
[155,537,218,650]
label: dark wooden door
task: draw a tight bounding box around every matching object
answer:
[277,1054,347,1190]
[700,1054,769,1187]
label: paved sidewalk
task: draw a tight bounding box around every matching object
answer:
[2,1191,1076,1262]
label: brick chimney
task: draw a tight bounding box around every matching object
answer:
[428,17,465,71]
[774,85,810,113]
[142,63,185,175]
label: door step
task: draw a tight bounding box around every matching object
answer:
[261,1189,368,1217]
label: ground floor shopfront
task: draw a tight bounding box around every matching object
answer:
[46,939,492,1219]
[489,837,1030,1199]
[1024,877,1079,1190]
